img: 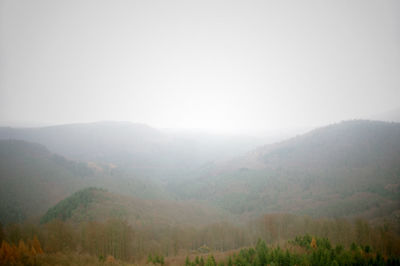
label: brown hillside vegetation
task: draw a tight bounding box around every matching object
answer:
[2,212,400,265]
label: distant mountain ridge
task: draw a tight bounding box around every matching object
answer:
[173,120,400,223]
[0,121,262,179]
[214,120,400,170]
[256,120,400,170]
[1,120,400,227]
[0,121,166,162]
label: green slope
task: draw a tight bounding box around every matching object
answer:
[41,187,230,227]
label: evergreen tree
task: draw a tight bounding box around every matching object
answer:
[206,255,216,266]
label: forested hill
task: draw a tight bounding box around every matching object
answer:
[0,139,169,224]
[0,139,92,223]
[174,120,400,223]
[255,120,400,170]
[40,187,229,227]
[2,120,400,226]
[214,120,400,172]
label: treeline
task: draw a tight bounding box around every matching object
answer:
[184,236,400,266]
[1,213,399,264]
[248,214,400,256]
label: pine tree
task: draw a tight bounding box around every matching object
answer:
[200,256,205,266]
[206,254,216,266]
[227,256,233,266]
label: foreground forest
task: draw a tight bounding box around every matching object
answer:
[0,120,399,265]
[1,216,400,265]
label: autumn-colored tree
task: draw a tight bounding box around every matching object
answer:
[106,255,116,263]
[0,241,7,263]
[18,239,29,255]
[31,235,44,254]
[310,237,317,249]
[0,240,17,265]
[18,239,34,265]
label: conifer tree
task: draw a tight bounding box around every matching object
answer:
[206,254,216,266]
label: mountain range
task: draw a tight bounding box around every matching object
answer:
[0,120,399,228]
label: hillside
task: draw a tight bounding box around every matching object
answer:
[2,120,400,264]
[0,139,90,223]
[173,120,400,222]
[2,120,400,226]
[0,140,169,224]
[41,187,229,227]
[0,122,262,179]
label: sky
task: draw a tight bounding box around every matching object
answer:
[0,0,399,134]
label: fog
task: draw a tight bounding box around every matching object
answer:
[1,0,399,134]
[2,2,400,263]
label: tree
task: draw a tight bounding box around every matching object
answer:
[0,240,17,265]
[206,254,216,266]
[18,240,33,265]
[310,237,317,249]
[31,235,43,254]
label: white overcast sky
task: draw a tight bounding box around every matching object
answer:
[0,0,399,133]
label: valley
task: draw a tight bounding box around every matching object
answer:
[0,120,399,265]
